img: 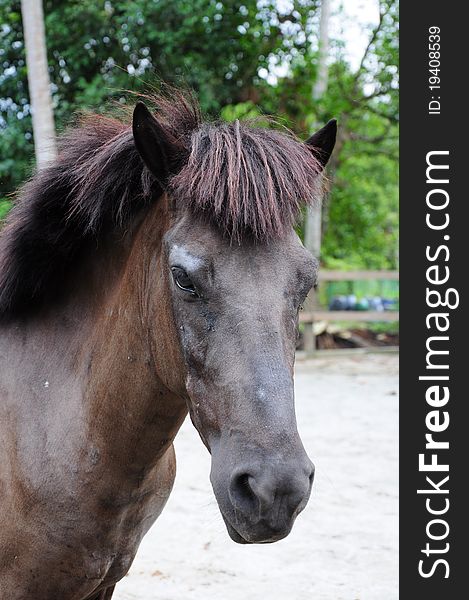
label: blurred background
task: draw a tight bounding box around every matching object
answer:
[0,2,398,347]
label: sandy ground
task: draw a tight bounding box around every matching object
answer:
[113,353,398,600]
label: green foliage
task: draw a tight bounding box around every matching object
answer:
[322,151,398,269]
[261,0,399,271]
[220,101,260,122]
[1,0,318,194]
[0,0,398,272]
[0,198,12,221]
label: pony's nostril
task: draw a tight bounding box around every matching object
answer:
[229,471,269,518]
[231,472,256,506]
[229,463,313,520]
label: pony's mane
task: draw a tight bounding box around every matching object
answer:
[0,90,322,317]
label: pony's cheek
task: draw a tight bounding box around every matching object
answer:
[184,374,220,450]
[174,318,207,375]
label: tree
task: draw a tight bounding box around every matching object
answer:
[304,0,331,261]
[1,0,320,196]
[20,0,56,167]
[268,0,399,269]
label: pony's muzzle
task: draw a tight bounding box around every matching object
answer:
[225,458,315,543]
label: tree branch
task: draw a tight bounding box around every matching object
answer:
[350,131,397,143]
[352,2,389,89]
[365,102,399,123]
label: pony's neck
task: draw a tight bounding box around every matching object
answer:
[80,199,188,479]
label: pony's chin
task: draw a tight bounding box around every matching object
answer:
[224,520,250,544]
[222,515,289,545]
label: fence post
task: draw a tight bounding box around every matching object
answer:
[302,290,317,355]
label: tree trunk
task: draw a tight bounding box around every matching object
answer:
[305,0,331,260]
[312,0,331,103]
[303,0,331,354]
[21,0,57,169]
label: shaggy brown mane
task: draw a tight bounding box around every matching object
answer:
[171,120,322,240]
[0,90,323,317]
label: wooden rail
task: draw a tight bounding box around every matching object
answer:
[300,310,399,323]
[302,270,399,354]
[318,270,399,281]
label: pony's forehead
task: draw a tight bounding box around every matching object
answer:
[165,213,307,261]
[168,244,206,270]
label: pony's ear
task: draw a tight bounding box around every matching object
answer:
[132,101,183,186]
[305,119,337,170]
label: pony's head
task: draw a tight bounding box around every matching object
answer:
[0,89,335,544]
[133,97,336,543]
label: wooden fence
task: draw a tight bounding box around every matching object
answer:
[300,270,399,353]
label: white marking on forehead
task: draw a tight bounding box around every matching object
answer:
[169,245,205,271]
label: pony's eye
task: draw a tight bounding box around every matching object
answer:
[171,267,198,296]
